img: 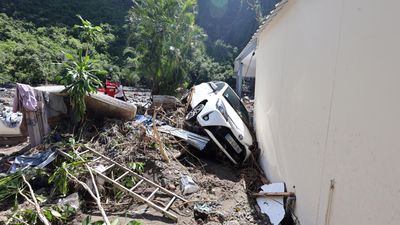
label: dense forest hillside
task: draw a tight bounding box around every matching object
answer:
[0,0,277,92]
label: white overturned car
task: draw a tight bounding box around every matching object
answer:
[184,81,255,164]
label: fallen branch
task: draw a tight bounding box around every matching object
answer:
[66,168,111,225]
[70,147,111,225]
[21,174,51,225]
[153,109,170,163]
[251,191,296,197]
[8,215,29,225]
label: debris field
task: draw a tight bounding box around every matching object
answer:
[0,87,272,225]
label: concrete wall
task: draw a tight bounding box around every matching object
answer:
[255,0,400,224]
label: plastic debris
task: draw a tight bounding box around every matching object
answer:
[8,150,57,173]
[180,175,199,195]
[1,106,23,128]
[57,193,80,210]
[193,202,221,221]
[256,183,285,225]
[94,164,107,173]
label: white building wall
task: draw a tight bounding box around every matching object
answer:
[255,0,400,224]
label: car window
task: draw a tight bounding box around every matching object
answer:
[208,81,225,93]
[215,82,225,92]
[222,86,250,124]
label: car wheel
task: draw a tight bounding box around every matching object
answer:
[185,103,204,121]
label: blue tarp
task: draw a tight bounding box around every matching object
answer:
[8,150,57,173]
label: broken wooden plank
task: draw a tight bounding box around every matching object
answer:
[252,191,296,197]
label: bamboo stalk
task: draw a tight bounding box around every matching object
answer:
[21,174,51,225]
[71,147,111,225]
[152,109,170,163]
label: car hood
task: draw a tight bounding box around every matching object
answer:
[190,83,215,107]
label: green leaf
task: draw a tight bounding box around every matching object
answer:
[50,209,62,218]
[126,221,142,225]
[82,215,91,225]
[65,53,75,60]
[43,209,53,221]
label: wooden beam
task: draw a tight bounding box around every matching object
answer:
[252,191,296,197]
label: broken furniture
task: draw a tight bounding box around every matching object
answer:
[12,84,137,147]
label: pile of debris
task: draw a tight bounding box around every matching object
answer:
[0,84,293,225]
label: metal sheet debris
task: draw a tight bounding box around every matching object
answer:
[134,115,209,150]
[256,182,285,225]
[158,125,210,150]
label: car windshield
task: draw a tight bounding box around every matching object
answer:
[215,82,225,92]
[209,81,225,93]
[222,86,250,124]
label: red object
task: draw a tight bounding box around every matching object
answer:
[101,80,118,97]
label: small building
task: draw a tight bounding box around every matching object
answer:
[236,0,400,224]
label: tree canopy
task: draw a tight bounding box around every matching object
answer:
[0,0,278,94]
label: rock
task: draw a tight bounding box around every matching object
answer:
[168,183,176,190]
[225,220,240,225]
[211,187,222,196]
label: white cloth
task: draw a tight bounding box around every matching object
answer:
[115,85,124,98]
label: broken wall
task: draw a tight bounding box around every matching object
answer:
[255,0,400,224]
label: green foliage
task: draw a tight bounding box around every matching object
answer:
[0,13,81,85]
[0,171,25,205]
[12,208,39,225]
[127,162,145,173]
[206,39,238,63]
[10,203,77,225]
[0,13,122,86]
[74,15,103,44]
[48,160,87,197]
[187,48,234,86]
[59,16,105,121]
[0,0,133,27]
[60,49,103,121]
[126,0,206,94]
[43,204,77,224]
